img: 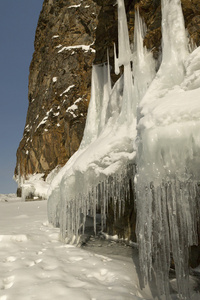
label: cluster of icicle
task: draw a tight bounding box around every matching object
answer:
[48,0,147,242]
[48,0,200,299]
[136,0,200,299]
[59,163,136,244]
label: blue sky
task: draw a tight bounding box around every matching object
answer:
[0,1,43,194]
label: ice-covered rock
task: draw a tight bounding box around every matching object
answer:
[48,0,200,299]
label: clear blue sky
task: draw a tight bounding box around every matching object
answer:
[0,0,43,194]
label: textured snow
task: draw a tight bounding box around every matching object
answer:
[0,196,199,299]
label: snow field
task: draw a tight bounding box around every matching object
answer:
[0,198,152,300]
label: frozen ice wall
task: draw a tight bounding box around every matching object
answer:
[136,0,200,299]
[48,60,136,241]
[47,0,200,298]
[47,0,156,242]
[47,0,139,242]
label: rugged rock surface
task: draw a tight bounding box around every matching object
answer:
[15,0,101,182]
[15,0,200,182]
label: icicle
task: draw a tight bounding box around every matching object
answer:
[117,0,132,67]
[132,9,155,108]
[160,0,188,85]
[114,43,120,75]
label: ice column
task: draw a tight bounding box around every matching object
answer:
[136,0,199,299]
[160,0,188,86]
[117,0,132,67]
[79,62,111,149]
[58,62,112,242]
[116,0,136,123]
[132,9,156,112]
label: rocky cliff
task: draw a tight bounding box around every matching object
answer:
[15,0,100,187]
[15,0,200,187]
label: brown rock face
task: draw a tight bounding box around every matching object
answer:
[15,0,101,180]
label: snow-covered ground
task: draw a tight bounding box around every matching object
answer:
[0,194,152,300]
[0,194,199,300]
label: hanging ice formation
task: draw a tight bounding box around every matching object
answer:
[48,0,200,298]
[47,0,148,243]
[136,0,200,299]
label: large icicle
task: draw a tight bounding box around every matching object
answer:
[132,9,156,113]
[136,0,200,299]
[117,0,132,67]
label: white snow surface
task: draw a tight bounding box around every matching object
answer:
[0,195,154,300]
